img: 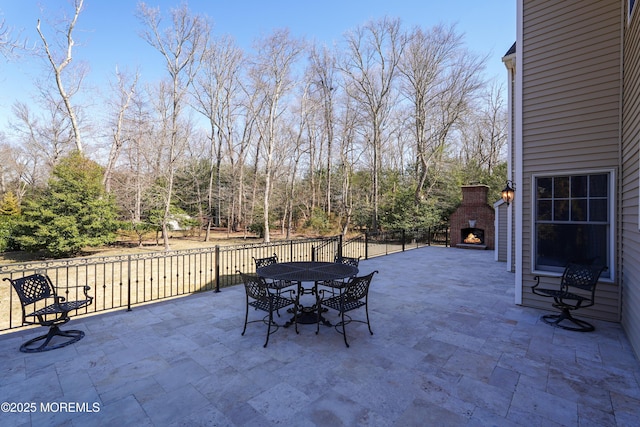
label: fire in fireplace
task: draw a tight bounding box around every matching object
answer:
[462,228,484,245]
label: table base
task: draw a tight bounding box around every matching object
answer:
[284,306,332,327]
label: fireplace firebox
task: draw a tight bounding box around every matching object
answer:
[461,228,484,245]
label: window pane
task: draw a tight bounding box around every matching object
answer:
[554,176,570,198]
[571,175,587,197]
[590,199,608,222]
[537,177,552,198]
[537,200,552,220]
[590,174,608,197]
[554,200,569,221]
[536,223,608,271]
[571,199,587,221]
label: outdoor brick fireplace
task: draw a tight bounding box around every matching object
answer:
[449,185,495,250]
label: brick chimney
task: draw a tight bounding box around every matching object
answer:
[449,185,495,249]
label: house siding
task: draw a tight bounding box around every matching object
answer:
[622,1,640,358]
[495,201,508,262]
[520,0,621,321]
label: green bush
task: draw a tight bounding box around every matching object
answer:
[14,152,119,258]
[0,217,18,252]
[0,192,21,252]
[305,207,332,234]
[248,221,264,238]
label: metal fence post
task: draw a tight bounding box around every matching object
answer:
[365,232,369,260]
[127,255,132,311]
[402,229,406,252]
[214,245,220,293]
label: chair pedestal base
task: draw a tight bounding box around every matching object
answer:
[541,309,594,332]
[20,326,85,353]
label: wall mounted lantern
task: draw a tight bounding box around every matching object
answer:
[501,180,515,205]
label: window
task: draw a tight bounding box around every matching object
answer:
[534,172,612,278]
[630,0,637,23]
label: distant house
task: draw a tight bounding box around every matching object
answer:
[507,0,640,358]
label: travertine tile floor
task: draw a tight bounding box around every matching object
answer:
[1,246,639,426]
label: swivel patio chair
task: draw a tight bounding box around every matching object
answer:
[238,271,298,347]
[319,270,377,347]
[4,273,93,353]
[532,262,606,332]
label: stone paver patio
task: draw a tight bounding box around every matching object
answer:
[1,246,639,426]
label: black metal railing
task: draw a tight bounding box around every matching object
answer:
[0,227,448,332]
[343,227,449,259]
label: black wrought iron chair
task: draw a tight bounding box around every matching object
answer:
[252,253,295,317]
[4,273,93,353]
[319,270,377,347]
[238,271,298,347]
[253,253,295,290]
[532,262,607,332]
[320,255,361,296]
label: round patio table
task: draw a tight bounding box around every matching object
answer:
[257,261,358,326]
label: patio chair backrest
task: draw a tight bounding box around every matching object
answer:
[560,263,606,294]
[344,271,376,302]
[334,255,360,268]
[239,273,269,301]
[8,274,54,307]
[253,253,279,269]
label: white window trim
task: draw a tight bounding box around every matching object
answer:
[530,168,616,283]
[630,0,637,25]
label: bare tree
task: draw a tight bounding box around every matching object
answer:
[111,89,154,239]
[103,67,139,193]
[458,82,507,173]
[0,141,35,202]
[0,17,28,60]
[35,0,85,154]
[400,24,486,202]
[341,17,405,231]
[282,83,313,238]
[307,43,339,216]
[247,28,303,242]
[191,34,244,240]
[335,82,363,236]
[10,95,74,172]
[138,2,208,250]
[233,87,261,234]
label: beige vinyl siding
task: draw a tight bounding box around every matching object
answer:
[622,1,640,358]
[496,202,508,262]
[520,0,621,322]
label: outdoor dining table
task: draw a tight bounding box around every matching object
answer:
[256,261,358,326]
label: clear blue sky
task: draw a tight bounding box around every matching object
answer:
[0,1,515,133]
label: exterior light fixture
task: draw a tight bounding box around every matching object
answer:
[501,180,515,205]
